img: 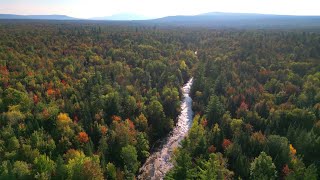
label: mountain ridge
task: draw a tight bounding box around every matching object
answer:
[1,12,320,21]
[1,12,320,29]
[0,14,77,20]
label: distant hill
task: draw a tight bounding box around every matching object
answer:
[0,14,77,20]
[1,12,320,29]
[149,12,320,29]
[90,13,150,21]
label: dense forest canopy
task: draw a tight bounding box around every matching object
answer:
[0,21,198,179]
[0,20,319,179]
[166,28,320,179]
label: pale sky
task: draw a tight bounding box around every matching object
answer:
[0,0,319,19]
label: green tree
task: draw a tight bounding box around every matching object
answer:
[3,88,31,112]
[161,87,180,118]
[122,95,137,118]
[134,113,148,132]
[266,135,290,170]
[0,161,14,179]
[188,115,206,155]
[3,105,25,126]
[286,158,318,180]
[7,136,20,152]
[54,156,67,180]
[102,92,121,118]
[250,152,277,180]
[106,162,117,180]
[120,145,139,179]
[206,95,225,127]
[199,153,233,180]
[65,152,103,180]
[146,100,173,139]
[136,132,150,161]
[33,154,56,179]
[170,149,193,180]
[12,161,31,179]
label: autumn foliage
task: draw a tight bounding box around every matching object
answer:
[78,132,89,143]
[289,144,297,156]
[112,115,121,122]
[64,149,82,161]
[282,164,291,177]
[57,113,72,124]
[222,139,232,150]
[100,126,108,135]
[0,21,319,180]
[207,145,216,153]
[33,95,39,104]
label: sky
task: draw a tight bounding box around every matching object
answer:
[0,0,319,19]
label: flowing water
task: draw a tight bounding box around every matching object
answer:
[138,78,194,180]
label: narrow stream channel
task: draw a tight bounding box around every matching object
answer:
[138,78,194,180]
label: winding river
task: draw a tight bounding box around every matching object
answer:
[138,78,194,180]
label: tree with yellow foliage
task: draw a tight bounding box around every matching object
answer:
[57,113,72,124]
[289,144,297,156]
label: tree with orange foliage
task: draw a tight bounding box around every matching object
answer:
[100,126,108,135]
[111,115,121,122]
[126,119,135,130]
[78,132,89,143]
[46,89,56,96]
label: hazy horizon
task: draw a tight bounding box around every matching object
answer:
[1,0,320,19]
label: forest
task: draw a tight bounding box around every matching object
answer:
[0,20,319,179]
[166,31,320,179]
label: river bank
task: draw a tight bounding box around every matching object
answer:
[138,78,194,180]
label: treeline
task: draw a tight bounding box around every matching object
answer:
[166,31,320,179]
[0,22,198,179]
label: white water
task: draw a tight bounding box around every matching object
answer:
[138,78,194,180]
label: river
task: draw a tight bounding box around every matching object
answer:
[138,78,194,180]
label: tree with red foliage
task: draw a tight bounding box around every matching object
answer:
[33,94,39,104]
[282,164,291,177]
[207,145,216,153]
[236,101,249,118]
[222,139,232,150]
